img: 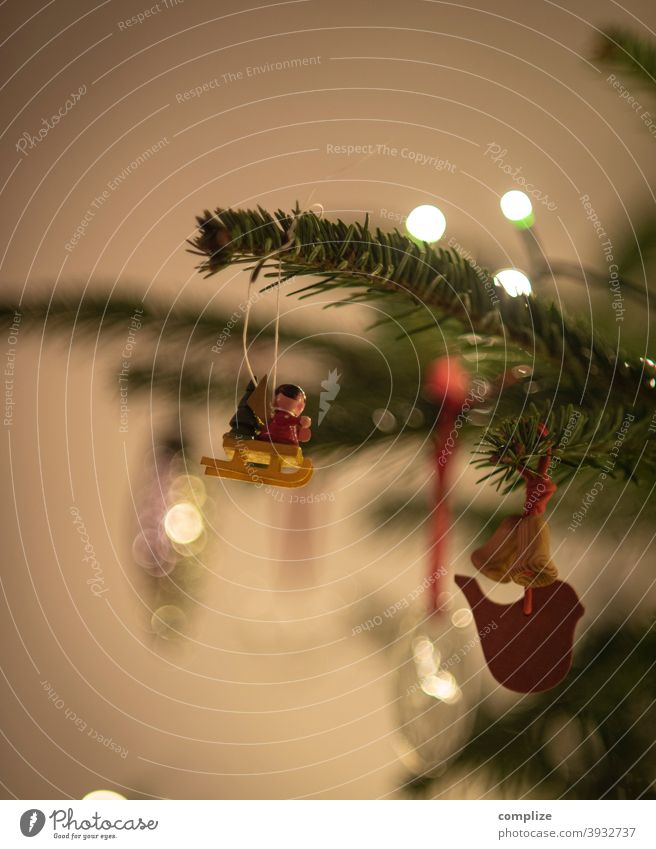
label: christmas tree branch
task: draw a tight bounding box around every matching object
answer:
[411,617,656,799]
[595,26,656,90]
[191,207,656,484]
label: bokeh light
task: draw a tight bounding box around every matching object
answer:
[372,408,397,433]
[494,268,532,297]
[420,670,462,704]
[151,605,187,639]
[164,502,203,544]
[82,790,126,800]
[406,204,446,242]
[500,190,533,223]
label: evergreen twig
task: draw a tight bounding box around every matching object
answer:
[191,207,656,484]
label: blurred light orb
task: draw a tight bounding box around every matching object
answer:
[372,408,397,433]
[451,608,473,628]
[132,531,175,572]
[169,474,207,506]
[412,636,439,677]
[500,190,533,222]
[420,670,462,704]
[151,605,187,639]
[406,407,425,428]
[82,790,126,800]
[406,204,446,242]
[164,501,203,544]
[494,268,532,297]
[511,364,533,379]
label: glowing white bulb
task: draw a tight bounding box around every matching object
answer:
[420,671,462,703]
[500,190,533,222]
[406,204,446,242]
[82,790,126,800]
[494,268,532,297]
[163,502,203,544]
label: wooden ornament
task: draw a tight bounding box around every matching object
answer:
[201,437,313,488]
[202,375,314,488]
[471,513,559,588]
[472,453,558,589]
[454,575,584,693]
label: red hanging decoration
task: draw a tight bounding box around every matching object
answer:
[424,357,468,613]
[454,575,584,693]
[456,425,585,692]
[471,436,559,594]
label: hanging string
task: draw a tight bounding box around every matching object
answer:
[243,204,322,397]
[519,432,555,615]
[242,273,258,386]
[271,260,282,405]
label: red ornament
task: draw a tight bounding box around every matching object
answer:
[454,575,584,693]
[425,357,470,613]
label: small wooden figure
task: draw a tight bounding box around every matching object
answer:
[201,376,314,488]
[228,379,264,439]
[257,384,311,445]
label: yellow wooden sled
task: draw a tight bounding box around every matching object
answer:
[201,374,314,488]
[201,436,313,488]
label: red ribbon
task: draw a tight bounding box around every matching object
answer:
[425,358,468,614]
[519,428,555,614]
[522,454,556,517]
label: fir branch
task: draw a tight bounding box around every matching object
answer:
[415,617,656,800]
[191,206,656,484]
[191,207,650,399]
[594,26,656,90]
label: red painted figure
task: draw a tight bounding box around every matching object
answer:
[257,384,312,445]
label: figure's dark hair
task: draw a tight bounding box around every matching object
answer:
[275,384,305,400]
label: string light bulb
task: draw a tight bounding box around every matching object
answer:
[500,190,534,228]
[82,790,126,800]
[163,502,203,544]
[494,268,532,297]
[406,204,446,243]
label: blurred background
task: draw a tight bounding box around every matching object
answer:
[0,0,655,800]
